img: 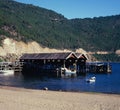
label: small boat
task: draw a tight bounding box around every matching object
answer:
[61,67,76,77]
[0,70,14,76]
[86,77,96,83]
[0,62,14,76]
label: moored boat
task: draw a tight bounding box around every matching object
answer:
[61,67,76,77]
[0,69,14,76]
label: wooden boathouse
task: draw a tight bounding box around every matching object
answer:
[20,52,87,77]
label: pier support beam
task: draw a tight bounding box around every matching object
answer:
[63,60,65,68]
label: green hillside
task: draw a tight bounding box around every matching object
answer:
[0,0,120,61]
[71,16,120,51]
[0,0,76,49]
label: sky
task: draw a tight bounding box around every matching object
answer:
[15,0,120,19]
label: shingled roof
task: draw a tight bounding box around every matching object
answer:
[20,52,77,60]
[75,53,88,60]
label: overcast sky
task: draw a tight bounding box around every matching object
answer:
[15,0,120,19]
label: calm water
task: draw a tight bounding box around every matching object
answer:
[0,63,120,94]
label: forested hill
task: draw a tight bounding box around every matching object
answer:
[0,0,120,52]
[71,16,120,51]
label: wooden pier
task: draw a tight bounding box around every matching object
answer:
[0,61,23,74]
[86,62,112,73]
[12,61,23,73]
[0,60,112,77]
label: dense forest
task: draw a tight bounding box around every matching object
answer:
[0,0,120,61]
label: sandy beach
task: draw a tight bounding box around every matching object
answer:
[0,86,120,110]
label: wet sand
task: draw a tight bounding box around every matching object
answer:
[0,86,120,110]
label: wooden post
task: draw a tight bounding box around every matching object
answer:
[56,68,59,77]
[63,60,65,68]
[44,60,46,64]
[107,63,111,73]
[75,60,78,73]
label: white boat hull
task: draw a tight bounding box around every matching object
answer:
[61,68,76,77]
[0,70,14,76]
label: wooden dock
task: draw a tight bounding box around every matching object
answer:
[86,62,112,73]
[0,61,23,73]
[0,61,112,76]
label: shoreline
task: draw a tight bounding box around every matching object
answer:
[0,84,120,95]
[0,86,120,110]
[0,85,120,95]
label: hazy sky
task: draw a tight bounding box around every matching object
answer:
[15,0,120,19]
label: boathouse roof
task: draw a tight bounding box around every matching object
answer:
[75,53,88,60]
[20,52,78,60]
